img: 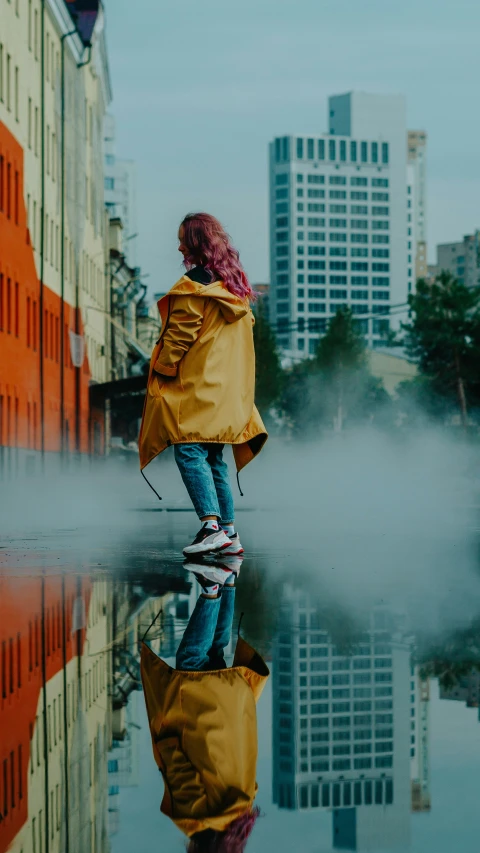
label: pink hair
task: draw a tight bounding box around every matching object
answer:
[180,213,255,302]
[186,807,261,853]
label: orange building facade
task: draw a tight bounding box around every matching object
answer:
[0,571,112,853]
[0,0,112,470]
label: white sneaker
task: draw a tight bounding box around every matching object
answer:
[214,555,244,577]
[220,532,244,555]
[183,525,232,557]
[183,561,234,588]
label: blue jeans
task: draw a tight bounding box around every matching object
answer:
[174,443,235,522]
[176,586,236,671]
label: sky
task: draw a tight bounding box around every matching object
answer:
[104,0,480,296]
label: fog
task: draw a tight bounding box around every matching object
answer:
[2,427,480,638]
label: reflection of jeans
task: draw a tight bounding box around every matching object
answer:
[174,443,234,522]
[176,586,236,671]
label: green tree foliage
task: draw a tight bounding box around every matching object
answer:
[253,297,284,414]
[403,272,480,426]
[281,307,391,433]
[416,615,480,690]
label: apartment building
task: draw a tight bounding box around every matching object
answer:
[0,0,112,471]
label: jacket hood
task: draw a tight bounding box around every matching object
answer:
[159,275,249,323]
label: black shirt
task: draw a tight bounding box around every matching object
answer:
[186,265,215,285]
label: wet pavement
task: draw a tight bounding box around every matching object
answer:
[2,459,480,853]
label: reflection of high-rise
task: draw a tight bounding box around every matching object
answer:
[410,666,431,812]
[272,588,412,851]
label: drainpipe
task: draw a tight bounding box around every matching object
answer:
[61,574,70,853]
[39,0,45,462]
[74,44,92,455]
[41,573,50,853]
[60,30,76,463]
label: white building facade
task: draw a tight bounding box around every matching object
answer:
[269,92,412,360]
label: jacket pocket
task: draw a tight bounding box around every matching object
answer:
[149,373,167,398]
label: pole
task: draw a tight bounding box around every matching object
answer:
[74,45,92,456]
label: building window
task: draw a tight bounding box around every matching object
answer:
[382,142,389,164]
[297,138,304,159]
[350,140,357,162]
[318,139,325,160]
[340,140,346,162]
[104,177,114,190]
[308,174,325,184]
[371,142,378,163]
[329,139,336,161]
[307,138,314,159]
[351,219,368,230]
[361,142,368,163]
[282,137,290,160]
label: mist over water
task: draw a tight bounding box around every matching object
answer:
[242,428,480,636]
[2,427,479,638]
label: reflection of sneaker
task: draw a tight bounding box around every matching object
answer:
[183,561,233,589]
[183,526,232,557]
[220,532,244,555]
[214,555,244,577]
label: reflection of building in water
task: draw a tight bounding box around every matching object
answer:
[107,583,185,837]
[0,574,111,853]
[0,569,192,852]
[410,667,431,812]
[439,672,480,709]
[272,589,412,851]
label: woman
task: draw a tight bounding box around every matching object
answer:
[139,213,267,557]
[141,565,269,852]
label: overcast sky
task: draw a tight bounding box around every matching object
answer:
[105,0,480,295]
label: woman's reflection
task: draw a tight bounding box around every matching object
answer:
[141,558,269,852]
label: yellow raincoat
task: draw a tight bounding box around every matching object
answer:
[138,275,268,471]
[140,637,269,836]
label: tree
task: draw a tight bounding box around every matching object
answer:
[281,307,391,433]
[403,272,480,428]
[253,296,283,414]
[314,307,368,431]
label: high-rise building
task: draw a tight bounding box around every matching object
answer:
[269,92,427,360]
[272,590,412,850]
[104,114,138,268]
[430,233,480,289]
[0,1,112,469]
[407,132,427,286]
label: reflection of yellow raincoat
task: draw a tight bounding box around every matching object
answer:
[138,275,268,472]
[140,637,269,836]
